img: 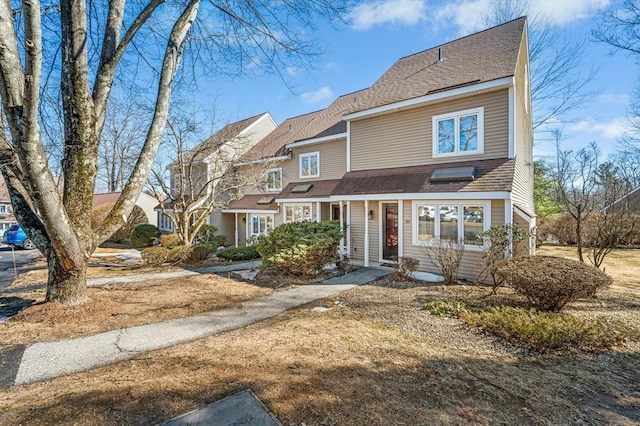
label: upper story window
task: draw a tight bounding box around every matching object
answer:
[299,152,319,178]
[432,107,484,158]
[265,168,282,192]
[0,205,6,213]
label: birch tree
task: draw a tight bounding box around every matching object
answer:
[0,0,348,305]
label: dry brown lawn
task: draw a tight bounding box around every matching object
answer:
[0,246,638,425]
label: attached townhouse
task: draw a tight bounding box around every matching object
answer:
[159,112,277,233]
[190,17,535,281]
[0,175,16,237]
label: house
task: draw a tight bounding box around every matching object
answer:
[608,185,640,213]
[214,17,536,281]
[0,175,16,237]
[159,112,278,234]
[93,191,160,227]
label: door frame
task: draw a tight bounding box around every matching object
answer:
[379,201,402,262]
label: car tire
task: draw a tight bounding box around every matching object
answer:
[22,238,36,250]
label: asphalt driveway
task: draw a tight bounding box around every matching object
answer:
[0,246,42,290]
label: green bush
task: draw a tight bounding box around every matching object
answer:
[423,300,470,317]
[495,256,613,311]
[256,221,343,278]
[217,246,259,261]
[131,224,161,247]
[182,244,214,264]
[141,247,169,266]
[462,306,638,353]
[197,225,218,243]
[161,233,182,249]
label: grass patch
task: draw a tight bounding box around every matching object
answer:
[462,306,639,353]
[423,300,470,317]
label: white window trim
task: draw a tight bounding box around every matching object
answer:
[265,167,283,192]
[283,203,313,223]
[299,151,320,179]
[249,213,275,237]
[411,200,491,251]
[432,107,484,158]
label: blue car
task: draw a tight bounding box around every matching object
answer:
[2,224,36,250]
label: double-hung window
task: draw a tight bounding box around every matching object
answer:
[251,214,274,237]
[265,168,282,192]
[299,152,319,178]
[413,201,488,247]
[284,204,312,223]
[433,107,484,157]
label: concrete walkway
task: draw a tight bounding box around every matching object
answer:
[5,265,390,387]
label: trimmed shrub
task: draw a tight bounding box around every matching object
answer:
[141,247,169,266]
[390,256,419,281]
[182,244,214,264]
[167,245,189,263]
[423,300,470,317]
[495,256,613,311]
[462,306,637,353]
[131,224,161,247]
[217,246,259,261]
[197,225,218,243]
[256,221,343,278]
[161,233,182,249]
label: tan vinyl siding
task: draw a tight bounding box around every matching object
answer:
[349,201,364,260]
[350,89,510,171]
[491,199,505,225]
[281,138,346,181]
[321,202,331,221]
[512,31,535,212]
[209,211,235,244]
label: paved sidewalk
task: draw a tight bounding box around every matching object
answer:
[87,261,261,287]
[7,266,390,387]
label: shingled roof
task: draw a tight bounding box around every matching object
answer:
[344,17,526,115]
[331,159,515,196]
[177,112,269,165]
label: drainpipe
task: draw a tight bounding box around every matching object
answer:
[234,213,238,247]
[339,201,344,257]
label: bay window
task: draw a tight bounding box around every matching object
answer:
[413,201,488,247]
[284,204,312,223]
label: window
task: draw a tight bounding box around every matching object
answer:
[432,108,484,157]
[265,168,282,192]
[251,214,274,237]
[0,205,5,213]
[299,152,319,178]
[413,201,488,247]
[284,204,312,223]
[159,213,174,232]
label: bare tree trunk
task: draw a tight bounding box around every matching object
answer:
[576,214,584,262]
[46,252,87,305]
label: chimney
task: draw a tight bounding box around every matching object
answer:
[437,48,443,63]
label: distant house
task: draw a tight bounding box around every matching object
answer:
[159,112,277,234]
[609,185,640,213]
[0,175,16,236]
[93,191,160,227]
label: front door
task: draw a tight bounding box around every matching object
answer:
[383,204,398,260]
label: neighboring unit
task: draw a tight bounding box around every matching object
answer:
[159,112,278,234]
[0,175,16,238]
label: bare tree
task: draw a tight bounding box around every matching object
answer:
[549,131,601,262]
[150,116,276,246]
[97,95,146,192]
[483,0,597,130]
[0,0,349,305]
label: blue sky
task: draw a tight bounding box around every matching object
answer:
[187,0,637,160]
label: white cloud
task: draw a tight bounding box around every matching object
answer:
[286,66,299,77]
[349,0,427,30]
[568,117,630,140]
[439,0,611,36]
[435,0,489,35]
[301,86,334,104]
[597,93,631,105]
[529,0,610,26]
